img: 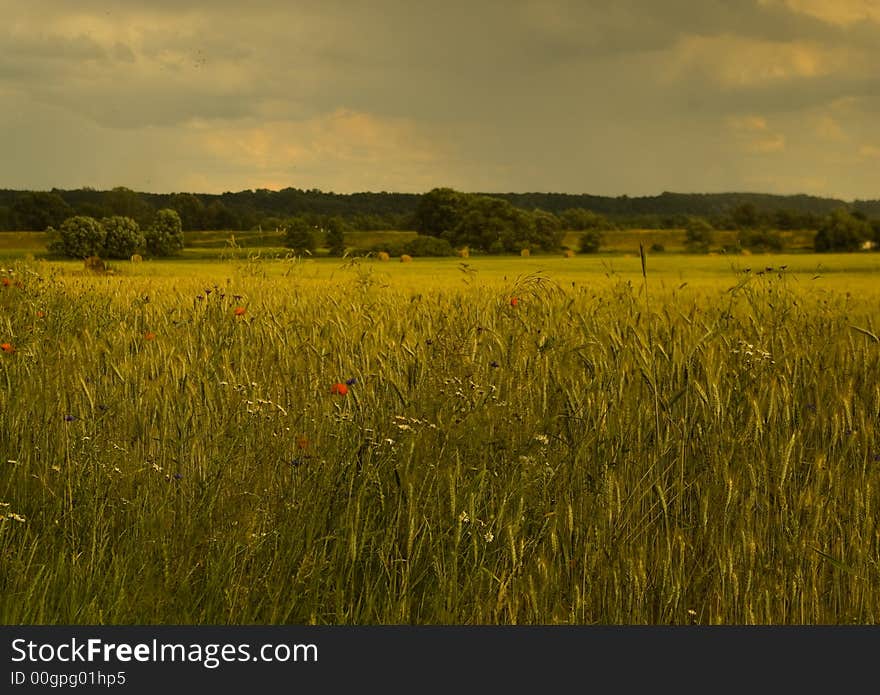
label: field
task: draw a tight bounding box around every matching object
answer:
[1,250,879,624]
[0,226,818,261]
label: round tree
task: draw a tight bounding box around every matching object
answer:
[145,209,184,257]
[324,216,349,256]
[285,218,316,255]
[49,216,106,258]
[579,230,603,254]
[814,209,872,252]
[684,217,714,253]
[101,216,145,259]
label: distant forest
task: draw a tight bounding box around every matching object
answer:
[1,186,879,232]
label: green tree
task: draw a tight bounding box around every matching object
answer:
[144,209,185,256]
[447,195,533,252]
[560,208,612,231]
[732,203,759,229]
[530,209,564,251]
[324,216,349,256]
[684,217,714,252]
[101,216,145,259]
[738,227,784,253]
[105,187,153,226]
[48,216,106,258]
[414,188,466,237]
[285,218,316,255]
[403,236,454,257]
[169,193,207,231]
[814,209,872,252]
[204,201,241,230]
[11,192,73,230]
[579,230,603,253]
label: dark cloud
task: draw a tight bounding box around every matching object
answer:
[0,0,878,196]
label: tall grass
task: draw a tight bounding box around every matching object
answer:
[1,258,878,624]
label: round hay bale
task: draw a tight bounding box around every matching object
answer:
[741,249,752,256]
[563,249,575,258]
[520,248,531,257]
[400,254,413,263]
[457,247,470,258]
[130,254,143,263]
[84,256,105,273]
[377,251,390,262]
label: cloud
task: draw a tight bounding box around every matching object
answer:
[0,0,878,198]
[813,114,848,141]
[666,35,844,87]
[190,109,455,193]
[727,114,787,153]
[769,0,880,26]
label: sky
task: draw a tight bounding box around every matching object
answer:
[1,0,879,199]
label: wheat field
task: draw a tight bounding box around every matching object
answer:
[1,253,879,624]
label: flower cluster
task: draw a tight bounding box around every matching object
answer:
[732,340,774,367]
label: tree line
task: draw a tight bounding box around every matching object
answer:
[6,186,880,257]
[3,186,879,234]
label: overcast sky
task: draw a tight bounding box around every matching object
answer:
[1,0,879,199]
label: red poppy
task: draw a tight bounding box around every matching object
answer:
[234,306,246,316]
[510,297,519,307]
[0,343,14,354]
[144,331,156,341]
[1,278,10,287]
[296,435,309,450]
[330,382,349,396]
[36,311,45,318]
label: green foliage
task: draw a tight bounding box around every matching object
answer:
[732,203,759,229]
[169,193,207,231]
[414,187,467,237]
[12,192,73,231]
[48,216,106,258]
[560,208,613,230]
[738,227,785,252]
[284,218,317,255]
[814,208,872,252]
[684,217,714,253]
[450,195,529,252]
[101,216,145,259]
[106,187,153,227]
[144,209,185,257]
[415,191,564,253]
[530,209,564,251]
[403,235,455,257]
[579,230,603,253]
[324,216,349,257]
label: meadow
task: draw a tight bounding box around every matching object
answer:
[1,250,879,624]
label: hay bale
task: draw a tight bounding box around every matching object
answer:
[457,247,470,258]
[400,254,413,263]
[84,256,105,273]
[377,251,390,262]
[520,248,531,257]
[563,249,575,258]
[741,249,752,256]
[130,254,143,263]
